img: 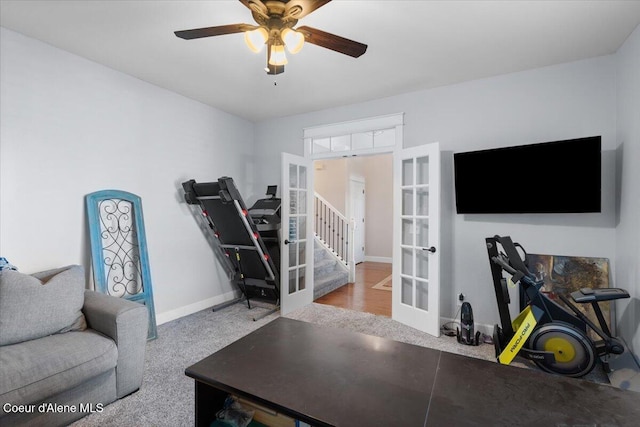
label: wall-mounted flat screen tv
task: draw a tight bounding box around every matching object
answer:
[454,136,601,214]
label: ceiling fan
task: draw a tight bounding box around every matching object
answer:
[174,0,367,75]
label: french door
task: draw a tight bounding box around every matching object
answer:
[392,142,441,336]
[280,153,314,314]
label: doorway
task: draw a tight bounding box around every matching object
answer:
[292,113,441,336]
[315,262,392,316]
[313,154,393,316]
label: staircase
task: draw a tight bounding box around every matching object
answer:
[314,238,349,300]
[313,192,354,299]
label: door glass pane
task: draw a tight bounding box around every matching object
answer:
[352,132,373,150]
[298,241,306,267]
[416,156,429,185]
[289,241,297,268]
[299,166,307,188]
[373,128,395,147]
[416,279,428,310]
[299,216,307,239]
[289,269,297,294]
[402,159,413,186]
[416,250,429,279]
[416,187,429,216]
[289,190,297,214]
[401,219,413,245]
[299,190,307,214]
[289,164,298,188]
[401,277,413,305]
[288,217,297,241]
[402,189,413,216]
[299,266,306,291]
[416,219,429,247]
[401,248,413,275]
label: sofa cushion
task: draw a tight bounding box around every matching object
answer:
[0,265,87,346]
[0,329,118,407]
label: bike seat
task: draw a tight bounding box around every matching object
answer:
[570,287,630,303]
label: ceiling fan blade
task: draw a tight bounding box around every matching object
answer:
[174,23,255,40]
[297,26,367,58]
[285,0,331,20]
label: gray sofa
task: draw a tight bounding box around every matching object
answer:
[0,265,148,427]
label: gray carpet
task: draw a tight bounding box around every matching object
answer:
[71,302,281,427]
[71,302,609,426]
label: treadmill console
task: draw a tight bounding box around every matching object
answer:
[248,186,281,231]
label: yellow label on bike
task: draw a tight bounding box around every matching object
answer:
[498,306,538,365]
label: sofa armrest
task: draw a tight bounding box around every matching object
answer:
[83,290,148,398]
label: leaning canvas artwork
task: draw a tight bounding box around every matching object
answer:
[526,254,612,337]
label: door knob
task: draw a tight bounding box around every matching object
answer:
[423,246,436,253]
[284,239,292,245]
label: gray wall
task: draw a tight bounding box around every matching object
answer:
[2,22,636,358]
[0,28,255,322]
[254,55,621,335]
[615,25,640,358]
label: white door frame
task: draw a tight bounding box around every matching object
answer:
[296,113,441,336]
[349,178,366,264]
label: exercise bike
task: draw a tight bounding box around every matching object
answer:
[486,235,630,377]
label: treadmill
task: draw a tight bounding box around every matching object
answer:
[182,177,281,320]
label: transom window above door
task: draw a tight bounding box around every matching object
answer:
[304,113,403,159]
[311,128,396,154]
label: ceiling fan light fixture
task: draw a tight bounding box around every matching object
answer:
[281,28,304,54]
[268,44,288,66]
[244,27,268,53]
[174,0,367,75]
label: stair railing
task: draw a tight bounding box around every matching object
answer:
[314,193,354,276]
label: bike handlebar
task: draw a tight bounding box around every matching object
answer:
[491,255,516,275]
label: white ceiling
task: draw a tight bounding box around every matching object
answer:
[2,1,640,122]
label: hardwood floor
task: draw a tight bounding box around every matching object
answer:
[315,262,392,317]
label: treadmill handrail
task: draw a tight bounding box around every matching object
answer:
[220,244,261,251]
[234,200,276,282]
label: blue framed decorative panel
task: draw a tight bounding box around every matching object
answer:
[86,190,157,340]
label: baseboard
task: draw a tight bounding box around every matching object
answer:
[157,293,494,337]
[156,290,238,325]
[364,256,392,263]
[440,316,494,337]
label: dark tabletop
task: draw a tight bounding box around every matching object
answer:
[186,317,639,427]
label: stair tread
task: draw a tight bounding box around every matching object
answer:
[314,271,349,299]
[315,258,336,268]
[315,270,348,286]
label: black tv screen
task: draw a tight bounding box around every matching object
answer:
[454,136,601,214]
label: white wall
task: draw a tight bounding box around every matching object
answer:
[0,28,255,323]
[360,154,393,260]
[615,25,640,358]
[254,56,620,331]
[314,158,348,213]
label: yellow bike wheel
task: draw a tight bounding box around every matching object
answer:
[544,337,576,363]
[529,322,597,377]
